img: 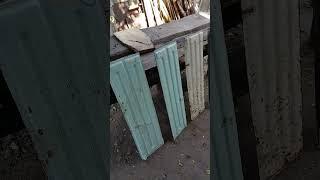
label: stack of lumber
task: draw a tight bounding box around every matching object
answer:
[159,0,195,22]
[111,0,148,32]
[110,0,196,34]
[141,0,196,25]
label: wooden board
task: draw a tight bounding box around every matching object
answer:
[114,28,155,53]
[143,0,156,27]
[140,29,208,70]
[152,0,164,25]
[110,14,210,59]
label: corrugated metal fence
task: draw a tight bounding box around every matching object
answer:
[0,0,109,179]
[242,0,302,179]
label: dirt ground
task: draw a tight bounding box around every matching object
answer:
[110,110,210,180]
[0,130,45,179]
[0,73,209,180]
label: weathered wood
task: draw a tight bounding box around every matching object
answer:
[142,14,209,44]
[110,14,210,60]
[152,0,164,25]
[109,15,210,107]
[109,2,240,59]
[111,28,209,71]
[114,28,154,52]
[140,28,209,70]
[110,36,133,59]
[143,0,156,27]
[159,0,171,22]
[176,0,186,17]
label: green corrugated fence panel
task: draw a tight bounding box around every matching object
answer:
[0,0,109,179]
[154,42,187,139]
[110,54,164,160]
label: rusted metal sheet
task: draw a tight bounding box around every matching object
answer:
[185,32,205,120]
[110,54,164,160]
[0,0,109,179]
[211,0,244,179]
[154,42,187,139]
[241,0,302,179]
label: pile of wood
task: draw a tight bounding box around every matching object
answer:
[159,0,195,22]
[110,0,196,34]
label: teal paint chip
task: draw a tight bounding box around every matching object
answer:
[154,42,187,139]
[110,53,164,160]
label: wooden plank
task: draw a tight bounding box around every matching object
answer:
[159,0,171,22]
[114,28,154,52]
[143,0,156,27]
[110,36,133,59]
[110,14,210,59]
[142,14,209,44]
[176,0,186,17]
[152,0,164,25]
[141,28,209,70]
